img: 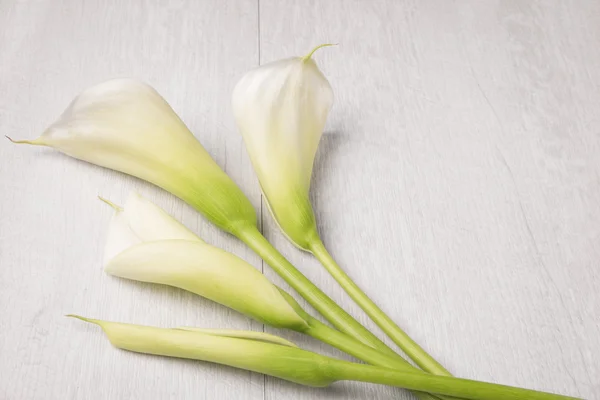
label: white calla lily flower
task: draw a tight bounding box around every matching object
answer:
[232,45,335,250]
[102,193,307,331]
[9,79,256,234]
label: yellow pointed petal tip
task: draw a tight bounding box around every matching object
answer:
[66,314,100,326]
[5,135,46,146]
[301,43,338,62]
[98,196,123,211]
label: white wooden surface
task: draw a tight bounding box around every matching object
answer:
[1,0,598,399]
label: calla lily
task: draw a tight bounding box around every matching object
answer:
[69,316,575,400]
[233,46,452,376]
[11,78,398,356]
[102,192,307,331]
[232,44,334,250]
[69,315,332,387]
[9,79,256,233]
[106,239,308,330]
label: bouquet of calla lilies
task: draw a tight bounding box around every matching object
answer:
[10,45,578,400]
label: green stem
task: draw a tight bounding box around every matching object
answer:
[303,316,448,400]
[237,225,397,357]
[330,362,579,400]
[309,237,451,376]
[304,315,411,370]
[237,226,462,400]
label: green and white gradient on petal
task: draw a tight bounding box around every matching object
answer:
[10,79,257,234]
[69,316,334,387]
[232,45,335,250]
[101,192,308,331]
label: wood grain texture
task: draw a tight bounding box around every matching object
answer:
[0,0,263,399]
[1,0,599,399]
[259,1,600,399]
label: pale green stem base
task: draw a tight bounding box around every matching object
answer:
[237,225,398,357]
[330,361,579,400]
[309,237,451,376]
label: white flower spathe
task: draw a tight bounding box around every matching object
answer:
[232,45,334,250]
[11,79,256,234]
[102,192,307,330]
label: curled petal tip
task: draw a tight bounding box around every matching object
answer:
[66,314,96,324]
[5,135,45,145]
[302,43,338,62]
[98,196,123,211]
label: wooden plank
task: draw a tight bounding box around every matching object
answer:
[0,1,263,399]
[258,1,600,399]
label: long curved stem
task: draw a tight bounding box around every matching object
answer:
[330,361,579,400]
[303,315,455,400]
[304,315,412,371]
[309,237,451,376]
[236,225,397,357]
[237,226,461,400]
